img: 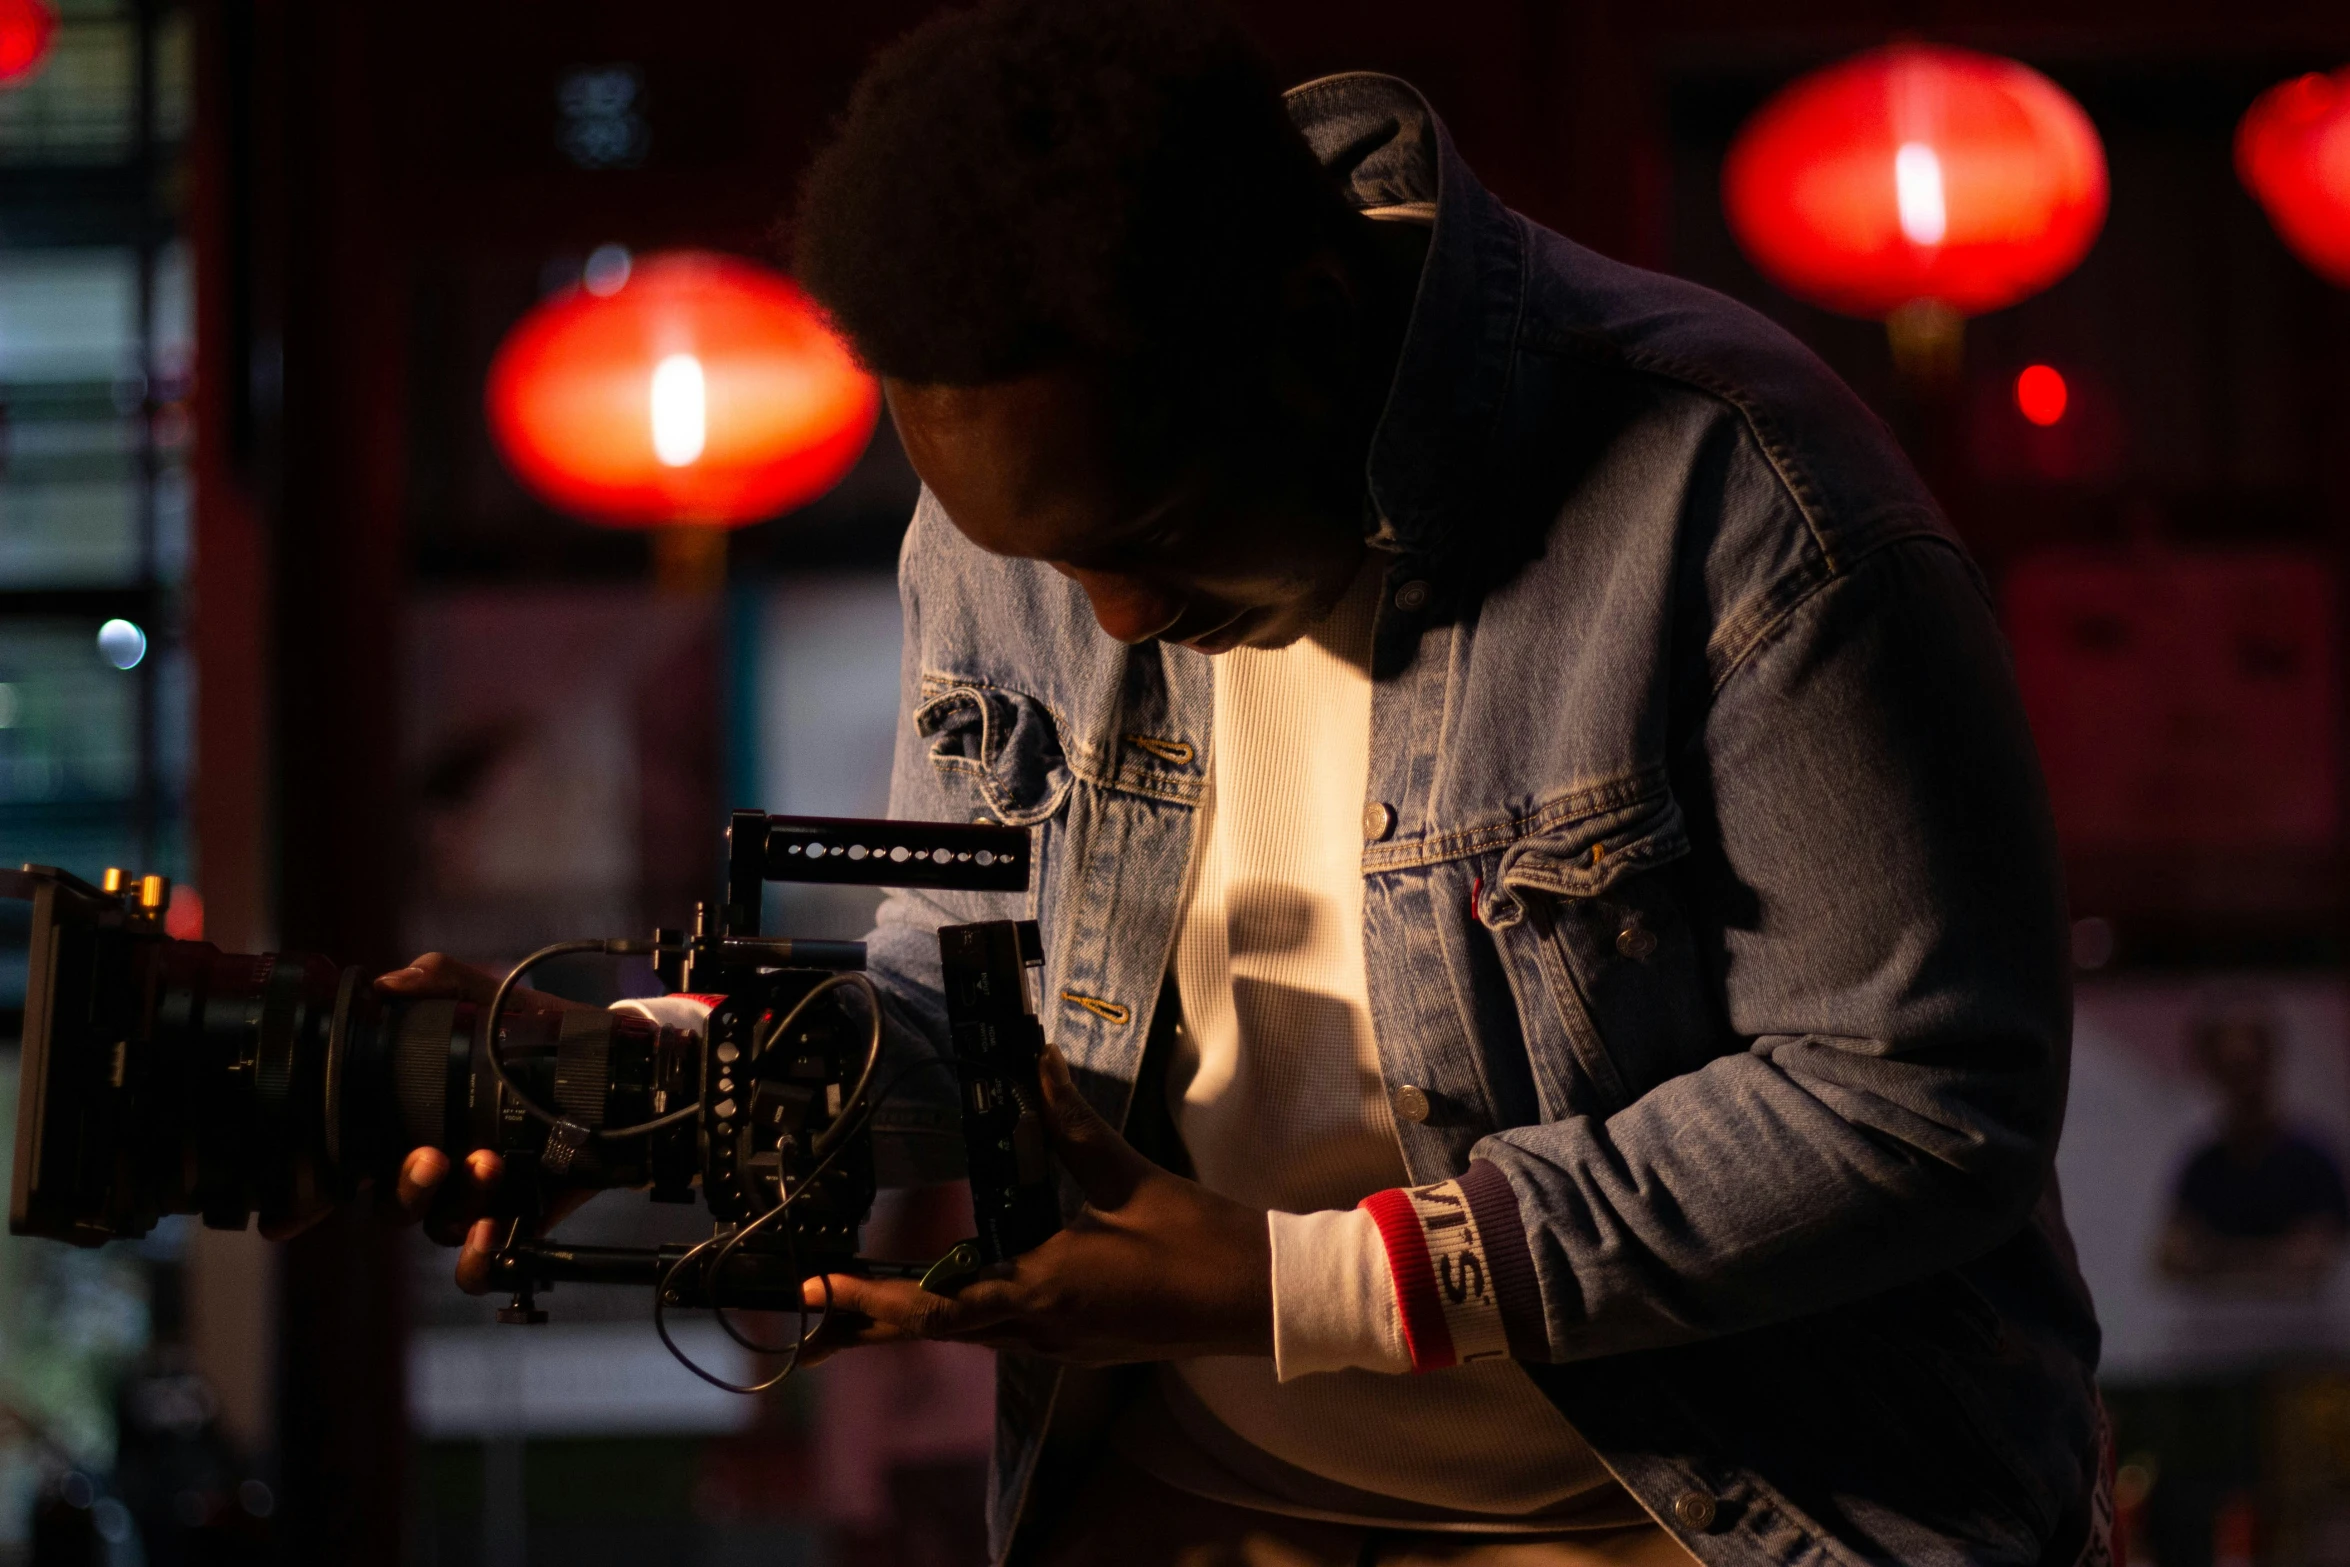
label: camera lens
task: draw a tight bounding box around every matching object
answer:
[11,871,689,1246]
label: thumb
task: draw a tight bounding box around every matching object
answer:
[1037,1043,1149,1208]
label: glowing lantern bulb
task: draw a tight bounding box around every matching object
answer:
[2237,67,2350,288]
[485,251,877,531]
[2015,364,2069,426]
[649,353,707,467]
[0,0,57,88]
[1894,142,1948,245]
[1723,44,2108,320]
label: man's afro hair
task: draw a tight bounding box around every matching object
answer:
[793,0,1348,386]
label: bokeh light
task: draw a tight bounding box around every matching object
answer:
[0,0,58,88]
[2237,67,2350,288]
[96,618,147,670]
[1723,44,2108,319]
[2016,364,2070,426]
[485,250,879,530]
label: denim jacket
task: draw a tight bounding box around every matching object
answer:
[857,72,2105,1567]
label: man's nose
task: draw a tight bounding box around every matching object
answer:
[1057,566,1184,644]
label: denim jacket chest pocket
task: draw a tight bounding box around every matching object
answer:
[914,675,1073,827]
[1478,780,1721,1117]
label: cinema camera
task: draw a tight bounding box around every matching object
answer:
[3,811,1060,1391]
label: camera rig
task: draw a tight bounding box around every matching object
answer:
[6,809,1063,1392]
[475,811,1064,1353]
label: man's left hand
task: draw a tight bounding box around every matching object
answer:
[803,1044,1272,1365]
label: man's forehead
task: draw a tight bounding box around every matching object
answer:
[886,369,1145,560]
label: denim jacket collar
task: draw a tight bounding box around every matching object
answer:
[1284,73,1530,577]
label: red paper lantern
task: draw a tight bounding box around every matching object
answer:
[1722,44,2108,319]
[2237,68,2350,288]
[0,0,57,87]
[486,251,878,530]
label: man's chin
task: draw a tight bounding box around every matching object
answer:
[1229,622,1313,652]
[1178,609,1303,654]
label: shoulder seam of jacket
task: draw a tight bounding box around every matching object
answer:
[1519,321,1947,580]
[1703,531,1972,706]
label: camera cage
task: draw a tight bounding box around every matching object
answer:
[5,809,1063,1394]
[481,810,1062,1389]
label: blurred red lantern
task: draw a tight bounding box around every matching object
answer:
[0,0,57,87]
[486,251,878,530]
[1722,44,2108,320]
[2015,363,2068,426]
[2237,68,2350,288]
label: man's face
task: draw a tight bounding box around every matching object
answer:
[887,361,1370,653]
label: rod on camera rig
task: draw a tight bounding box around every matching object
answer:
[487,1238,936,1311]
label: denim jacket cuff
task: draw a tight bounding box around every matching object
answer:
[1358,1160,1547,1370]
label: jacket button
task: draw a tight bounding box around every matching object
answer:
[1393,579,1431,613]
[1394,1084,1432,1124]
[1671,1490,1718,1532]
[1362,801,1395,841]
[1616,919,1658,960]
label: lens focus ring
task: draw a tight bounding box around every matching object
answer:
[392,1000,460,1155]
[553,1012,613,1129]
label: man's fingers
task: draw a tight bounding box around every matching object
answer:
[803,1271,1016,1343]
[426,1158,593,1295]
[375,952,569,1013]
[456,1217,504,1295]
[424,1148,504,1246]
[1037,1044,1150,1206]
[805,1272,918,1329]
[386,1146,451,1223]
[374,952,490,1003]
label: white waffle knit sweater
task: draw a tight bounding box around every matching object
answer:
[1151,558,1627,1521]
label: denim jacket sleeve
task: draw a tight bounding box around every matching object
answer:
[1468,532,2073,1363]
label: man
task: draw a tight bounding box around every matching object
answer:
[2158,998,2348,1290]
[397,3,2103,1563]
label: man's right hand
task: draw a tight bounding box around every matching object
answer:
[373,952,595,1292]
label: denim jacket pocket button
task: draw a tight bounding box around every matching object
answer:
[1393,579,1431,613]
[1615,917,1658,961]
[1393,1084,1432,1124]
[1362,801,1396,842]
[1671,1491,1718,1532]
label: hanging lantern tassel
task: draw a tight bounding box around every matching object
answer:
[1723,44,2108,386]
[654,523,728,596]
[1886,299,1966,383]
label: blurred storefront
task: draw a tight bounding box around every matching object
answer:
[0,1,2345,1564]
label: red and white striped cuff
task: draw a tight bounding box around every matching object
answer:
[1357,1160,1545,1372]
